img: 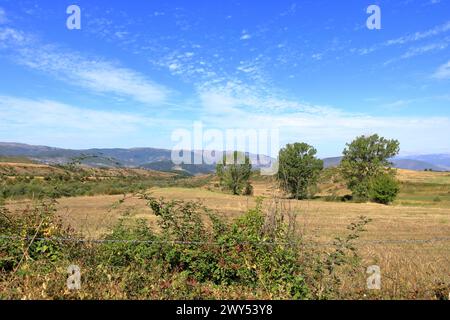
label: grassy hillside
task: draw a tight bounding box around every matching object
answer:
[0,161,211,200]
[0,156,37,164]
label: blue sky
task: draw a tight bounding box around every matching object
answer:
[0,0,449,157]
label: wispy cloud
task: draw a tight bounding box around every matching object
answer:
[193,80,450,155]
[2,92,449,155]
[0,7,8,24]
[433,60,450,79]
[402,42,448,58]
[0,95,185,148]
[0,27,170,105]
[357,21,450,56]
[0,27,25,45]
[385,21,450,46]
[380,100,413,109]
[384,39,450,65]
[0,95,145,133]
[198,93,450,155]
[240,30,252,40]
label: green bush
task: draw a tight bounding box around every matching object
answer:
[0,201,75,272]
[98,218,158,268]
[0,198,371,299]
[144,196,310,298]
[0,170,211,201]
[369,174,400,205]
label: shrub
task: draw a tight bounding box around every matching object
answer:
[0,200,75,272]
[369,174,400,205]
[98,218,158,268]
[0,197,370,300]
[144,196,310,298]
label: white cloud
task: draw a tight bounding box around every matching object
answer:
[0,28,25,45]
[357,21,450,56]
[240,30,251,40]
[433,60,450,79]
[0,7,7,25]
[385,21,450,46]
[200,91,240,115]
[0,27,169,105]
[195,85,450,155]
[0,96,145,132]
[401,41,449,59]
[380,100,412,109]
[204,106,450,156]
[198,79,338,117]
[311,53,323,61]
[383,39,450,65]
[0,95,187,148]
[114,31,129,39]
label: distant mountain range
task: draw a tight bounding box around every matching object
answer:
[1,142,449,174]
[323,156,448,171]
[0,142,271,175]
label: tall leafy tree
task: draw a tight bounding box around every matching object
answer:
[340,134,400,200]
[277,143,323,200]
[216,151,252,195]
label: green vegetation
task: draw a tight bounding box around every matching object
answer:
[0,171,211,201]
[396,181,450,207]
[340,134,400,202]
[0,198,370,299]
[0,156,37,164]
[216,151,252,195]
[369,173,400,204]
[277,142,323,199]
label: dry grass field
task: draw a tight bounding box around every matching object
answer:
[2,167,450,299]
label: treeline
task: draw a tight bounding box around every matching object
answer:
[217,134,401,205]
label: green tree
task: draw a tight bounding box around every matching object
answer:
[216,151,252,195]
[369,173,400,205]
[277,143,324,200]
[340,134,400,201]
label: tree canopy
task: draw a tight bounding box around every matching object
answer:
[340,134,400,200]
[216,151,252,195]
[277,142,323,200]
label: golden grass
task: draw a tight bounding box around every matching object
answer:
[396,168,450,185]
[3,168,450,298]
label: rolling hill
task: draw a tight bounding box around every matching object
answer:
[0,142,272,175]
[1,142,448,174]
[322,156,446,171]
